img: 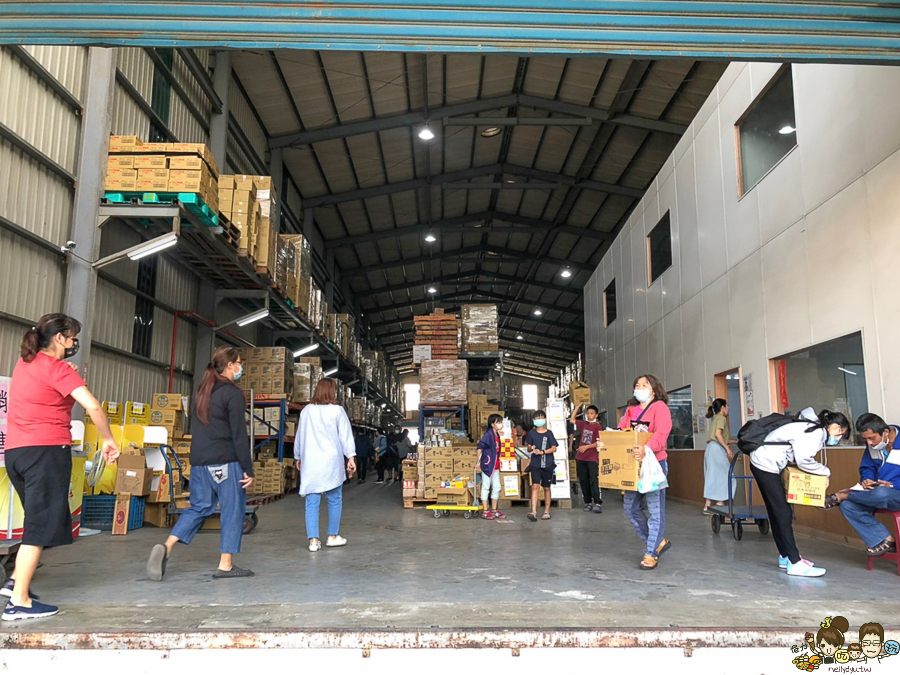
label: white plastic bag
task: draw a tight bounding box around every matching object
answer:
[637,449,668,494]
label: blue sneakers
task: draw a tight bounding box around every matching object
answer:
[0,578,39,600]
[779,555,815,570]
[2,599,59,621]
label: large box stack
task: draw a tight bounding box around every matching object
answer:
[106,136,219,210]
[236,347,292,398]
[419,359,468,404]
[280,234,312,314]
[292,359,322,403]
[251,459,288,495]
[219,175,259,255]
[461,304,499,352]
[406,431,479,504]
[149,392,188,439]
[346,397,367,423]
[413,309,459,361]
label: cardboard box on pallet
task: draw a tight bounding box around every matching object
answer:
[143,502,169,528]
[460,304,499,352]
[134,155,168,169]
[419,359,468,403]
[108,135,144,153]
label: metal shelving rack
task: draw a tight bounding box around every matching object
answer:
[459,351,506,410]
[418,404,467,439]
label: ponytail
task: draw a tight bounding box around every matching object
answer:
[195,346,240,425]
[706,398,728,419]
[805,409,851,436]
[20,313,82,362]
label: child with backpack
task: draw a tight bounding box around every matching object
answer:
[740,407,850,577]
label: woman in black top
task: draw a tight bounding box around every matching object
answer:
[147,346,255,581]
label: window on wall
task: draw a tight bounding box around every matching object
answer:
[667,386,694,449]
[603,280,617,327]
[404,383,420,412]
[773,333,867,442]
[737,66,797,196]
[647,212,672,285]
[523,384,539,410]
[131,257,158,359]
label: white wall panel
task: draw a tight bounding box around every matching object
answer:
[229,76,268,162]
[0,318,27,377]
[586,63,900,440]
[116,48,154,101]
[151,308,196,373]
[21,45,88,100]
[0,230,65,321]
[89,348,171,405]
[111,83,150,138]
[92,279,134,352]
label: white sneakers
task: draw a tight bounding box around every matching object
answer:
[786,558,826,577]
[326,535,347,547]
[308,540,322,552]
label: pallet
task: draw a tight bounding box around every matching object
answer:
[403,498,438,509]
[497,498,573,510]
[216,219,242,250]
[103,191,219,229]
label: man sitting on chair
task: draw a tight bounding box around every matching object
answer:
[821,413,900,556]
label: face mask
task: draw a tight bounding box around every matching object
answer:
[534,419,546,427]
[826,435,841,446]
[871,438,888,451]
[232,364,243,381]
[633,389,651,403]
[64,337,80,360]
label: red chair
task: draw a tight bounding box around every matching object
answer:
[867,509,900,576]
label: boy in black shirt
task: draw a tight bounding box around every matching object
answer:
[523,410,558,522]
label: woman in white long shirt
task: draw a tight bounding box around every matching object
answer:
[748,407,849,578]
[294,379,357,552]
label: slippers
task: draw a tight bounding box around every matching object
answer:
[147,544,168,582]
[819,493,841,510]
[212,565,255,579]
[541,513,551,520]
[527,513,537,522]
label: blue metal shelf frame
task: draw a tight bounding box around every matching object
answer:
[418,404,467,439]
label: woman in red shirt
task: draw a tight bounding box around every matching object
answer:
[617,374,673,571]
[2,314,119,621]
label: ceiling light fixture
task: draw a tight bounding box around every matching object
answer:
[418,126,435,141]
[481,126,502,138]
[293,343,318,358]
[427,287,438,294]
[533,309,543,316]
[236,307,270,327]
[560,268,572,278]
[779,125,796,135]
[127,233,179,261]
[516,334,524,341]
[323,367,339,377]
[424,234,437,243]
[504,352,510,357]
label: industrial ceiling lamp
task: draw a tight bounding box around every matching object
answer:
[418,126,435,141]
[236,307,270,327]
[323,367,339,377]
[293,343,318,358]
[516,334,524,341]
[424,234,437,243]
[533,308,543,316]
[481,126,502,138]
[560,268,573,278]
[427,287,438,294]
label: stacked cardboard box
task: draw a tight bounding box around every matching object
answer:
[236,347,292,398]
[414,309,459,361]
[308,282,326,332]
[461,304,499,352]
[106,136,219,210]
[419,359,468,404]
[114,445,153,496]
[280,234,312,313]
[253,459,287,495]
[149,393,188,439]
[408,433,479,503]
[219,175,259,256]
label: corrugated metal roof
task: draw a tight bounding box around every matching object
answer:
[233,50,725,366]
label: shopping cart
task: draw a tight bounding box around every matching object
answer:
[708,449,771,540]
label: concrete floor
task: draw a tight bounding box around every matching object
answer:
[2,480,898,635]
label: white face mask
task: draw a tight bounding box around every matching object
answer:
[633,389,651,403]
[871,437,888,451]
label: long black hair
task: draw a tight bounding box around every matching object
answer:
[196,346,240,425]
[806,409,851,437]
[20,313,82,363]
[706,398,728,419]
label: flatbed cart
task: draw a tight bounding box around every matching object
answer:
[160,445,260,535]
[428,470,483,519]
[709,449,771,540]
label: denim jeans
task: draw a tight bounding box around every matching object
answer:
[623,459,668,557]
[839,486,900,548]
[170,461,245,554]
[305,485,343,540]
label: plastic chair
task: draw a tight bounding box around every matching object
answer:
[866,509,900,576]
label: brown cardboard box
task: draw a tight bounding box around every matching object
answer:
[106,168,137,180]
[112,494,132,535]
[424,487,438,499]
[147,470,183,503]
[569,381,592,407]
[233,175,255,191]
[169,155,205,171]
[424,458,453,471]
[218,175,235,190]
[153,393,186,411]
[133,155,169,169]
[105,177,138,190]
[108,135,144,153]
[136,178,169,191]
[454,458,476,472]
[782,467,828,507]
[149,409,186,436]
[436,487,473,506]
[596,430,651,491]
[138,168,170,180]
[143,502,169,528]
[107,155,135,169]
[115,463,152,496]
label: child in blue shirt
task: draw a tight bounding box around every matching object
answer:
[523,410,558,522]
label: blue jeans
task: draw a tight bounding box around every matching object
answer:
[839,486,900,548]
[170,461,245,554]
[305,486,343,540]
[623,459,668,557]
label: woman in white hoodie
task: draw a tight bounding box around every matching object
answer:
[749,407,850,577]
[294,378,357,552]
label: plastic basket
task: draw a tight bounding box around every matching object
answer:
[81,495,145,531]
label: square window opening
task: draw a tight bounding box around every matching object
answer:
[404,383,420,412]
[736,66,797,196]
[523,384,539,411]
[647,212,672,285]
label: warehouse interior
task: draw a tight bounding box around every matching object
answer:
[2,1,900,657]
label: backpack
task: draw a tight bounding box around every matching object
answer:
[736,413,797,454]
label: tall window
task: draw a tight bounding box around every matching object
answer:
[647,212,672,285]
[404,383,420,412]
[523,384,539,411]
[132,257,158,359]
[667,386,693,449]
[737,67,797,196]
[603,279,617,327]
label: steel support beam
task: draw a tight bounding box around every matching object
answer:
[0,121,76,185]
[192,282,218,394]
[325,250,336,308]
[326,211,491,249]
[343,245,485,278]
[176,48,223,114]
[63,47,116,380]
[209,50,230,170]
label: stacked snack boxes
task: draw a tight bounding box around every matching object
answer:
[251,458,288,495]
[461,304,499,352]
[236,347,292,398]
[106,136,219,210]
[413,309,459,361]
[408,431,479,503]
[219,175,259,257]
[419,359,468,403]
[149,393,188,439]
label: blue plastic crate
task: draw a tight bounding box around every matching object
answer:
[81,495,145,531]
